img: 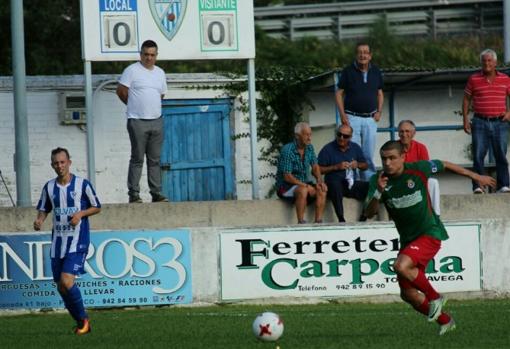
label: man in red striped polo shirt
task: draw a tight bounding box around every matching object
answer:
[462,49,510,194]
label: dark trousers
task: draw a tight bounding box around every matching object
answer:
[326,178,369,222]
[127,118,164,197]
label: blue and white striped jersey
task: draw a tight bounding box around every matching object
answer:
[36,174,101,259]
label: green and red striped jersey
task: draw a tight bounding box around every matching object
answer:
[366,160,448,247]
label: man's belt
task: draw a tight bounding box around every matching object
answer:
[474,113,504,121]
[345,110,376,118]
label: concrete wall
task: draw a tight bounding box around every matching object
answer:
[0,197,365,232]
[2,194,510,302]
[3,194,510,232]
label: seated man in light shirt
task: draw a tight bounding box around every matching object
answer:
[398,120,441,215]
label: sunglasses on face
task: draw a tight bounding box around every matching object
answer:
[337,132,352,139]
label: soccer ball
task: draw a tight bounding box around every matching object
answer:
[252,311,284,342]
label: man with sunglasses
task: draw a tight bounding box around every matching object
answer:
[318,124,369,222]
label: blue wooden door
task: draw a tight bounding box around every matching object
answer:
[161,99,235,201]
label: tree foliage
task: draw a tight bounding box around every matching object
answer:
[0,0,82,75]
[0,2,504,76]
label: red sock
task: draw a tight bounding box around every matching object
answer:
[437,312,451,325]
[411,270,440,300]
[415,299,451,325]
[415,298,429,316]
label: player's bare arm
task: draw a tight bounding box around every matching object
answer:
[33,211,48,231]
[442,161,496,189]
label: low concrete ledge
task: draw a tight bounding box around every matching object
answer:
[439,194,510,220]
[1,194,509,232]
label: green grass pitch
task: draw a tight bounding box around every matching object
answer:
[0,298,509,348]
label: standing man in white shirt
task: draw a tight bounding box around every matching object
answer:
[117,40,168,203]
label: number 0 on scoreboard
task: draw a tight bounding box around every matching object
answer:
[199,1,239,52]
[99,0,139,53]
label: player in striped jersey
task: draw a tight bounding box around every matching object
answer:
[364,141,495,335]
[34,147,101,335]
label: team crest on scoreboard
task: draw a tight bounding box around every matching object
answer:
[149,0,187,41]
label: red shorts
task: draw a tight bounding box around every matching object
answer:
[397,235,441,289]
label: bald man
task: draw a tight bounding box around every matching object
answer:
[398,120,441,215]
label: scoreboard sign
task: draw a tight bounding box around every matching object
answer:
[80,0,255,61]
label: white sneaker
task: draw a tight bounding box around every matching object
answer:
[473,187,484,194]
[428,296,447,322]
[497,186,510,193]
[439,318,456,336]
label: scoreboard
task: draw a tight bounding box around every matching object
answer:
[80,0,255,61]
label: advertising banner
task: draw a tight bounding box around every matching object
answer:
[81,0,255,61]
[220,223,481,301]
[0,230,192,309]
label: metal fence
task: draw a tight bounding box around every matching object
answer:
[254,0,503,40]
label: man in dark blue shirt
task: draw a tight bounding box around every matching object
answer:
[335,42,384,181]
[318,125,369,222]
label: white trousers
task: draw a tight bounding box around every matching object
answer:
[428,178,441,216]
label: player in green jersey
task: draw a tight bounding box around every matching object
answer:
[364,140,496,335]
